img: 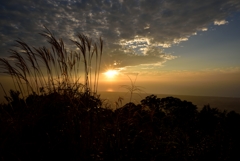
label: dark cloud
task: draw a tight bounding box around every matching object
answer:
[0,0,240,69]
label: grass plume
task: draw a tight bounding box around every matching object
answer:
[0,27,103,99]
[120,73,144,102]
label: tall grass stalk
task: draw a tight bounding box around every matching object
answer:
[120,73,144,102]
[0,27,103,99]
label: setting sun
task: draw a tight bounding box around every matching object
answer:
[104,70,119,78]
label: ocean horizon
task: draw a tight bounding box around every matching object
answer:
[99,91,240,113]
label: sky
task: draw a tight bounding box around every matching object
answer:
[0,0,240,98]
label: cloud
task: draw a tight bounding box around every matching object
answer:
[201,28,208,31]
[214,20,229,25]
[103,46,177,69]
[0,0,240,69]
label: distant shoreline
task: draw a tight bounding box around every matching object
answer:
[99,91,240,113]
[99,91,240,99]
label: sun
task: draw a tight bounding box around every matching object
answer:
[104,69,119,78]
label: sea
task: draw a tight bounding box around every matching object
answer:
[99,91,240,113]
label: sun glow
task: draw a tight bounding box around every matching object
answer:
[104,69,119,78]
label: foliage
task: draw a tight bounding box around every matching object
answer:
[1,93,240,161]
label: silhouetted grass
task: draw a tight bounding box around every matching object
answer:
[0,27,103,98]
[120,73,144,103]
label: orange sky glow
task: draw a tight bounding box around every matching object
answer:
[0,0,240,101]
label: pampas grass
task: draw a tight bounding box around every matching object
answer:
[120,73,144,103]
[0,27,103,99]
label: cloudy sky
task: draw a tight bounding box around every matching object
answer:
[0,0,240,97]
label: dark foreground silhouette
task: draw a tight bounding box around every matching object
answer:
[1,92,240,161]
